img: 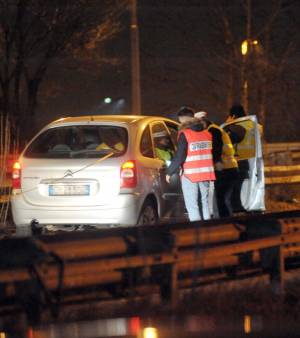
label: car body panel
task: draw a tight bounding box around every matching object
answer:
[20,157,122,207]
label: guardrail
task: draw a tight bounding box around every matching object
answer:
[265,164,300,185]
[0,210,300,323]
[263,142,300,184]
[263,142,300,165]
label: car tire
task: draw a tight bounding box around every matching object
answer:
[138,200,158,225]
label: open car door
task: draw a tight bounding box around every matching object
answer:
[222,115,265,212]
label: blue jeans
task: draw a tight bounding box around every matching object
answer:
[181,175,212,221]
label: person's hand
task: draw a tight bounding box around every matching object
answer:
[225,115,234,123]
[166,174,171,183]
[215,161,223,171]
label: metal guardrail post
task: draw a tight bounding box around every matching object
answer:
[278,220,286,297]
[171,246,178,309]
[279,243,285,296]
[1,211,300,321]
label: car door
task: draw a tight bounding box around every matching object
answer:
[164,120,183,197]
[222,115,265,212]
[150,121,182,218]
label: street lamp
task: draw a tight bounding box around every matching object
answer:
[241,40,248,56]
[241,39,259,55]
[104,97,112,104]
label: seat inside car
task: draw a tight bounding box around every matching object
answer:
[84,130,100,150]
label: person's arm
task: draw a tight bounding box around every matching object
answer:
[209,127,223,163]
[166,133,187,176]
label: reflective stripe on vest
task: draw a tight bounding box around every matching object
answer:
[184,167,215,174]
[208,123,238,169]
[234,120,256,160]
[181,129,216,183]
[185,154,213,162]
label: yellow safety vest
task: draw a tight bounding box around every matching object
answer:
[155,147,173,161]
[233,120,256,160]
[208,123,238,169]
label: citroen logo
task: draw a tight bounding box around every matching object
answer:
[64,170,73,178]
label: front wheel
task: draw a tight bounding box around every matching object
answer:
[138,201,158,225]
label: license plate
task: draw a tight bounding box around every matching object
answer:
[49,185,90,196]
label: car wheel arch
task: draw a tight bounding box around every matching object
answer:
[137,194,159,225]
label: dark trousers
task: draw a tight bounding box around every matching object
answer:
[215,168,239,217]
[231,177,245,212]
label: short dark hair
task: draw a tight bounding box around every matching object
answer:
[177,106,195,118]
[201,117,212,127]
[229,104,246,118]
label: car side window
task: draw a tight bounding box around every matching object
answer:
[140,126,154,158]
[165,122,178,149]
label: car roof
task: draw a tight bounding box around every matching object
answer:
[49,115,178,127]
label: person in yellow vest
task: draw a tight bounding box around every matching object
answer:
[153,131,174,165]
[195,111,239,217]
[223,104,261,212]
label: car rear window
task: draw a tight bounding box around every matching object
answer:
[24,125,128,158]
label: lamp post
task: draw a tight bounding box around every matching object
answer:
[241,39,259,113]
[130,0,141,115]
[240,0,251,113]
[241,40,249,113]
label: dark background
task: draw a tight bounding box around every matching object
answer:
[35,0,300,141]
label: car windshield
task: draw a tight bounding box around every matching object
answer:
[24,125,128,159]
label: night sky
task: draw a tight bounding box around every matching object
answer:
[37,0,300,140]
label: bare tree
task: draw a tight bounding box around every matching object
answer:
[0,0,127,142]
[199,0,299,139]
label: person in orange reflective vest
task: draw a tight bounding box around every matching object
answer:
[166,107,216,221]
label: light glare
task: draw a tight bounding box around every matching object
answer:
[244,315,251,334]
[143,327,158,338]
[241,40,248,55]
[104,97,112,104]
[13,161,21,170]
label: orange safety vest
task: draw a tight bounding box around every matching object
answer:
[181,129,216,183]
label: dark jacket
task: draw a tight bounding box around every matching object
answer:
[166,119,204,176]
[223,123,249,178]
[223,124,246,144]
[206,122,222,164]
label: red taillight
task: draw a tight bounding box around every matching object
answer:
[128,316,141,335]
[120,160,137,188]
[12,161,21,189]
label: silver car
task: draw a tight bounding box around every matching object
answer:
[11,115,183,234]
